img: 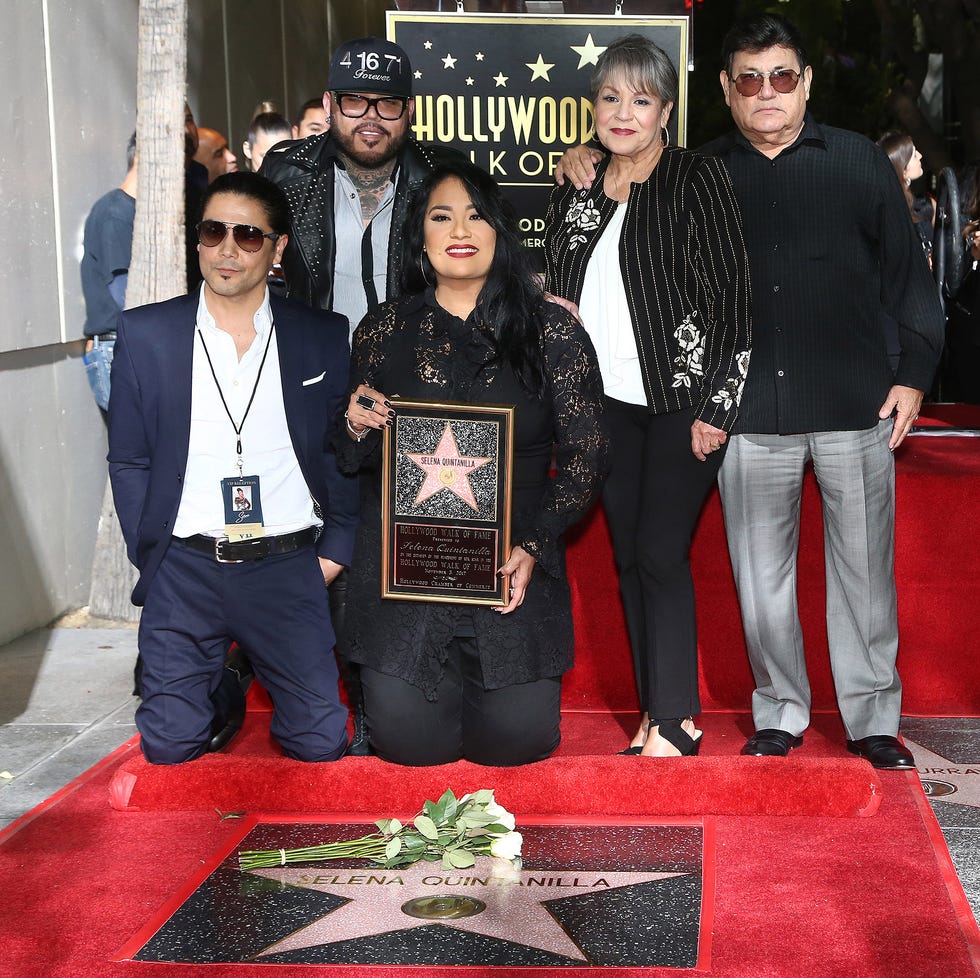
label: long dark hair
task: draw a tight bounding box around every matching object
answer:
[877,130,915,216]
[401,159,547,397]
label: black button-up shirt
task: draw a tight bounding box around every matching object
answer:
[701,116,944,434]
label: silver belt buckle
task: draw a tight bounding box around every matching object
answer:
[214,537,244,564]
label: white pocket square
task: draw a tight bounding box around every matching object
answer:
[302,372,325,386]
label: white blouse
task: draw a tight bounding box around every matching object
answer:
[577,202,646,406]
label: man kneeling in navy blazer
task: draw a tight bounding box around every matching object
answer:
[108,170,357,764]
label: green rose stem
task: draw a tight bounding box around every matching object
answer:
[239,835,392,871]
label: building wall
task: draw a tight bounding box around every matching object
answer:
[189,0,389,161]
[0,1,139,644]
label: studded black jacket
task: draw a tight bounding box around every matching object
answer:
[261,132,461,312]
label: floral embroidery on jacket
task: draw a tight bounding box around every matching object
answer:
[564,197,602,249]
[671,313,705,388]
[711,349,751,410]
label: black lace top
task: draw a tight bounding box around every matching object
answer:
[334,289,610,699]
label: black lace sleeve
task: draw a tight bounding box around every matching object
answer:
[331,301,399,474]
[519,305,610,577]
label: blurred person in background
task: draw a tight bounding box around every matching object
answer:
[293,97,330,139]
[194,126,238,183]
[243,111,292,172]
[877,131,934,263]
[81,131,137,414]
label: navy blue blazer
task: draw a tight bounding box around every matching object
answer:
[107,290,358,606]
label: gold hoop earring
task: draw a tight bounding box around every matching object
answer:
[661,126,670,148]
[419,253,433,287]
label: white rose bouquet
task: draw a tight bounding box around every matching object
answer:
[238,788,522,873]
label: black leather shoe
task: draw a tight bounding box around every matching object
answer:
[741,728,803,756]
[846,735,915,770]
[345,699,372,757]
[208,650,254,753]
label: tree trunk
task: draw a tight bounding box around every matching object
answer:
[89,0,187,621]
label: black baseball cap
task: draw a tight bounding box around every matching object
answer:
[328,37,413,98]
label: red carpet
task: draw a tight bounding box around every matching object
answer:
[2,434,977,975]
[1,731,978,977]
[109,750,882,819]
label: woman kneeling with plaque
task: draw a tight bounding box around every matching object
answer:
[337,159,609,766]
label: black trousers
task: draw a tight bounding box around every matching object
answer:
[361,636,562,766]
[602,399,725,720]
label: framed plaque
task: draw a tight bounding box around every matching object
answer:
[381,399,514,605]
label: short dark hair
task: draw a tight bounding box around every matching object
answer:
[721,13,808,77]
[294,97,324,128]
[401,159,547,397]
[126,130,137,170]
[246,111,291,152]
[590,33,678,106]
[199,171,292,235]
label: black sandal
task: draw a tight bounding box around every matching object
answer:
[645,718,703,757]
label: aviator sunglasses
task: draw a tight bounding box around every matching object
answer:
[196,219,281,252]
[731,68,803,97]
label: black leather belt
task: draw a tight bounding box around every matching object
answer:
[178,526,319,563]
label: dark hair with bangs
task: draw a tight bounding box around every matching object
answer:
[721,13,808,77]
[401,159,547,398]
[199,170,292,235]
[590,34,678,106]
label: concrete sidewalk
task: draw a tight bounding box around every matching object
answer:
[0,611,137,827]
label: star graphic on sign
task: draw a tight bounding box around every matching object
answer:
[526,54,555,82]
[571,33,607,69]
[248,859,686,962]
[442,53,457,69]
[414,70,422,80]
[493,72,509,88]
[424,40,432,49]
[405,423,492,511]
[475,52,485,61]
[904,737,980,810]
[465,77,474,86]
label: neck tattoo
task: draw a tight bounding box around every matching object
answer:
[342,155,396,224]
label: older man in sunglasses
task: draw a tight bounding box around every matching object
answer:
[705,14,944,769]
[108,171,358,765]
[260,36,461,755]
[555,13,943,770]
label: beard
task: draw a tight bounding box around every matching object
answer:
[331,119,410,170]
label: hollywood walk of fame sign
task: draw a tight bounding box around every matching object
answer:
[125,821,708,968]
[382,399,514,605]
[387,10,690,269]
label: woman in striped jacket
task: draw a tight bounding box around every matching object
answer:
[545,34,751,758]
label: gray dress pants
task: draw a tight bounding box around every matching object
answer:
[718,420,901,740]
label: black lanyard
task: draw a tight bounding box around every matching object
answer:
[197,323,275,476]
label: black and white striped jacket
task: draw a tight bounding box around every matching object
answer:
[544,146,752,431]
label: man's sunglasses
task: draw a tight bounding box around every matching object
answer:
[731,68,803,98]
[196,220,281,252]
[335,93,408,121]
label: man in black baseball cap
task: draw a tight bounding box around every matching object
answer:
[325,36,415,168]
[260,36,460,755]
[261,35,459,316]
